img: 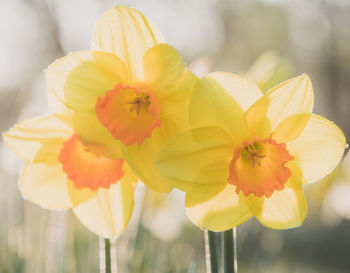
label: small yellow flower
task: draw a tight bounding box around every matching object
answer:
[45,6,198,193]
[3,113,137,238]
[156,72,347,230]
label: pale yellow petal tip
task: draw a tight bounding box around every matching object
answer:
[19,163,73,210]
[45,51,88,73]
[266,72,312,95]
[291,73,310,82]
[74,216,127,239]
[198,216,251,232]
[256,204,307,230]
[185,185,253,231]
[261,218,305,230]
[2,131,19,159]
[93,5,155,35]
[210,71,262,91]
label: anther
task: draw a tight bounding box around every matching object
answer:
[244,145,266,167]
[127,95,150,115]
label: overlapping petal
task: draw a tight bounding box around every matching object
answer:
[123,126,175,193]
[45,51,128,114]
[243,163,307,229]
[245,74,313,135]
[156,126,234,193]
[67,180,96,206]
[92,5,165,82]
[272,113,310,143]
[47,86,71,115]
[19,163,73,210]
[208,72,263,111]
[185,184,252,231]
[73,180,136,238]
[287,114,347,184]
[190,76,248,146]
[3,115,72,163]
[159,69,197,132]
[143,44,185,92]
[73,113,123,159]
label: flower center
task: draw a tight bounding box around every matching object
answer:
[127,93,150,115]
[59,134,125,191]
[228,138,294,198]
[95,83,161,146]
[242,144,266,167]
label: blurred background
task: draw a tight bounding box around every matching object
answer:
[1,0,349,272]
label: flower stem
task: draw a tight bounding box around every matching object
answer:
[104,238,111,273]
[204,230,219,273]
[222,229,237,273]
[233,228,238,273]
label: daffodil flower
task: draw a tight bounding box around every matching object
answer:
[3,113,137,238]
[156,73,347,230]
[45,6,198,193]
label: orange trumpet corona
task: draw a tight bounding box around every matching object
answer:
[95,83,162,146]
[59,135,125,191]
[228,138,294,198]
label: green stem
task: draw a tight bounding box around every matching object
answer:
[104,239,111,273]
[204,230,219,273]
[222,229,235,273]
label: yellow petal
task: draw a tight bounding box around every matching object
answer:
[45,51,128,114]
[190,76,248,145]
[243,95,271,137]
[33,139,64,165]
[47,86,71,115]
[157,68,197,100]
[92,6,165,82]
[144,44,185,92]
[73,112,123,159]
[244,163,307,229]
[159,69,198,132]
[123,126,174,193]
[120,160,138,185]
[19,163,72,210]
[162,176,227,194]
[272,113,310,142]
[156,126,234,193]
[3,114,72,162]
[185,184,252,231]
[208,72,263,111]
[73,180,136,238]
[246,74,313,133]
[287,114,347,184]
[68,161,136,207]
[67,180,96,206]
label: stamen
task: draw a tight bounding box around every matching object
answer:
[244,144,266,168]
[127,94,150,115]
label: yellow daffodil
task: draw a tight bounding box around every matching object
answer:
[45,6,198,193]
[156,72,347,230]
[3,113,137,238]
